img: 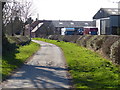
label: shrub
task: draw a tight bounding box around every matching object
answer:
[110,40,120,64]
[102,36,120,58]
[117,27,120,35]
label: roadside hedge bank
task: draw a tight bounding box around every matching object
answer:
[36,35,120,65]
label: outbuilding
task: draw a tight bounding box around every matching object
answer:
[93,8,120,35]
[32,20,96,37]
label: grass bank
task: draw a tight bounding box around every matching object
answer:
[34,38,120,88]
[1,42,40,80]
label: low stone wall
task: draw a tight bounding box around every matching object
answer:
[7,36,30,45]
[38,35,120,65]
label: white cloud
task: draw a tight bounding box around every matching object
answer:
[32,0,118,21]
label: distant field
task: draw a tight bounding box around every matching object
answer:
[1,42,40,80]
[34,38,120,88]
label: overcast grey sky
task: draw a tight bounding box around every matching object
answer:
[32,0,119,21]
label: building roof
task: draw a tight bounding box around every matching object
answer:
[51,20,95,28]
[31,20,41,28]
[104,8,120,15]
[93,8,120,19]
[31,23,43,32]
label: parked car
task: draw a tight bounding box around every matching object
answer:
[77,28,84,35]
[65,28,75,35]
[84,27,98,35]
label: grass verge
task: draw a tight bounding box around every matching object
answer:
[1,42,40,80]
[34,38,120,88]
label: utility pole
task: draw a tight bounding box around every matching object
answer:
[0,1,2,60]
[118,1,120,34]
[118,1,120,28]
[112,1,120,14]
[0,0,2,83]
[0,0,7,82]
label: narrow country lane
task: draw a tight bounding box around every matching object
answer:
[1,40,71,88]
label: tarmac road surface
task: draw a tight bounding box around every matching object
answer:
[1,40,71,88]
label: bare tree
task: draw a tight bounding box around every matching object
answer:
[2,0,35,35]
[3,0,34,26]
[20,0,35,22]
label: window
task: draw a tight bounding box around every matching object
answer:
[85,23,88,26]
[59,22,63,24]
[108,9,112,11]
[70,22,74,25]
[114,9,118,12]
[112,12,117,14]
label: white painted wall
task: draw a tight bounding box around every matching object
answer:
[95,19,101,35]
[61,28,66,35]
